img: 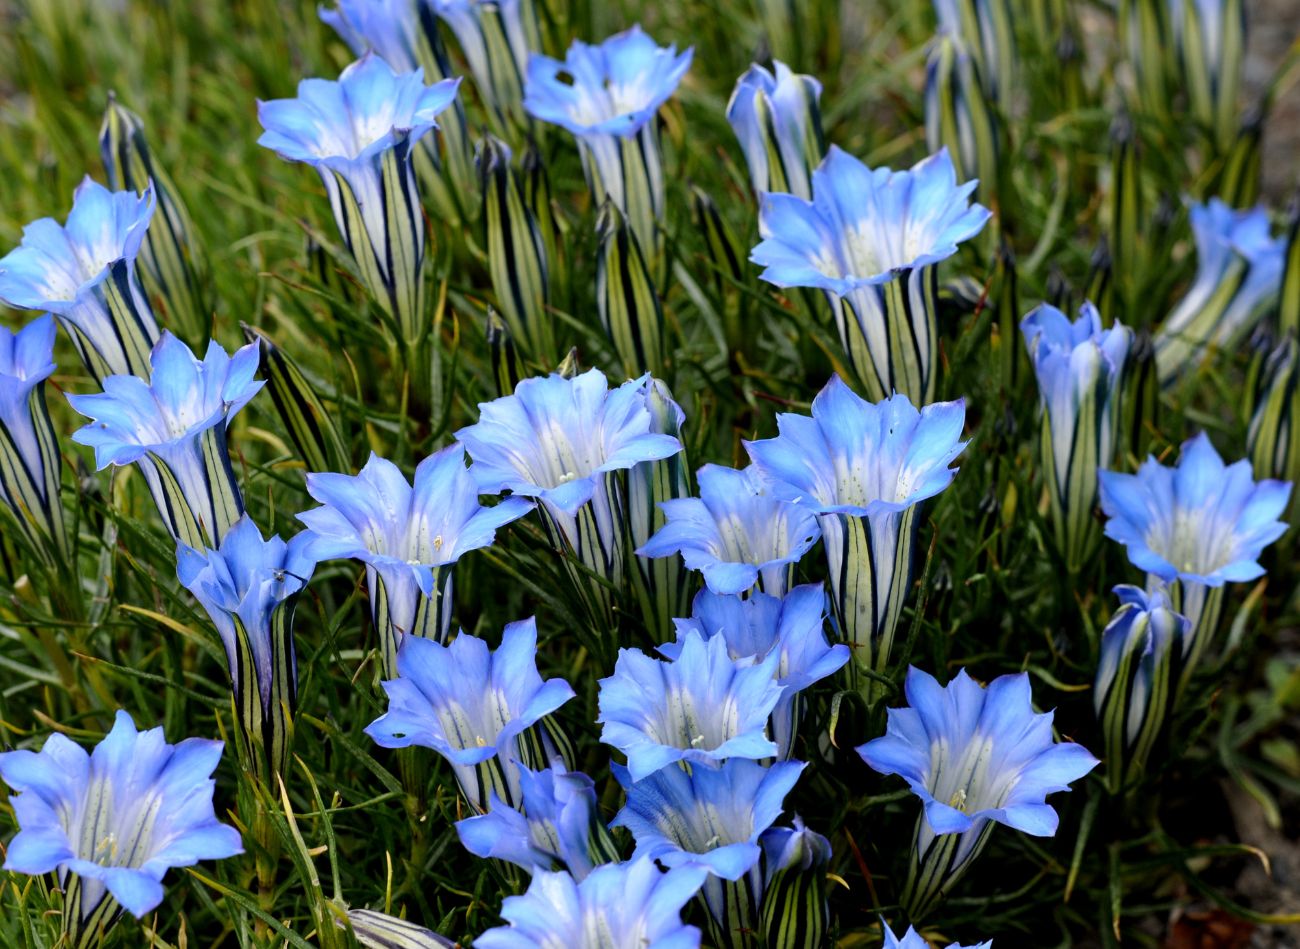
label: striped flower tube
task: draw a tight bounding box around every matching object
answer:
[177,515,316,784]
[0,178,160,383]
[751,147,990,405]
[1094,585,1189,797]
[726,61,824,200]
[1176,0,1245,150]
[746,377,966,701]
[257,54,461,350]
[99,94,210,345]
[758,819,832,949]
[524,26,693,256]
[596,201,664,377]
[925,32,999,204]
[1121,0,1175,120]
[68,332,261,549]
[1021,302,1132,573]
[346,909,455,948]
[933,0,1015,111]
[426,0,539,137]
[0,316,68,568]
[319,0,477,220]
[1248,199,1300,496]
[479,135,553,365]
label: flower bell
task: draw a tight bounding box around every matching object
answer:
[726,61,824,200]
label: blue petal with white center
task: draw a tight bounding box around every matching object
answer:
[365,617,574,809]
[0,177,160,380]
[726,60,824,200]
[0,710,242,921]
[636,463,821,596]
[474,857,707,949]
[597,629,784,780]
[68,331,262,548]
[666,584,848,758]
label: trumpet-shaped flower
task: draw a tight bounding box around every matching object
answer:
[1098,431,1290,682]
[297,446,532,675]
[0,177,159,381]
[365,617,574,809]
[0,710,242,925]
[1154,200,1284,386]
[456,767,603,879]
[427,0,537,132]
[1094,585,1189,793]
[319,0,424,71]
[598,630,783,781]
[68,332,261,548]
[858,668,1097,916]
[0,315,67,562]
[746,376,966,690]
[474,857,707,949]
[751,147,990,403]
[612,758,805,931]
[524,26,692,249]
[346,909,455,947]
[882,919,992,949]
[176,515,317,779]
[636,464,820,596]
[665,585,848,758]
[758,817,833,947]
[258,53,460,346]
[457,369,681,598]
[726,61,824,199]
[1021,302,1132,571]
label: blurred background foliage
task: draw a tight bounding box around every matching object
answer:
[0,0,1298,945]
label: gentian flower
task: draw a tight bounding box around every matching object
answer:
[758,817,832,949]
[456,767,613,879]
[1172,0,1246,147]
[751,147,990,404]
[933,0,1015,108]
[176,515,317,782]
[427,0,539,135]
[597,630,784,780]
[474,857,708,949]
[745,376,966,695]
[524,26,693,251]
[346,908,455,947]
[68,332,262,549]
[0,315,68,565]
[882,919,992,949]
[257,54,461,348]
[365,617,575,810]
[1098,431,1290,686]
[665,585,848,759]
[1094,585,1189,795]
[456,369,682,629]
[1154,200,1283,387]
[297,445,532,676]
[0,177,159,381]
[612,758,805,941]
[1021,301,1132,571]
[636,463,821,597]
[925,31,1000,198]
[319,0,425,70]
[0,710,242,941]
[726,61,824,200]
[858,667,1098,919]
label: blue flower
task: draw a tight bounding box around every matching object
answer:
[1154,200,1284,386]
[1021,301,1132,571]
[319,0,424,71]
[0,315,67,561]
[68,331,262,548]
[297,446,532,674]
[1094,585,1190,794]
[474,857,707,949]
[858,667,1097,916]
[726,61,824,199]
[1099,432,1290,588]
[456,767,601,879]
[933,0,1014,108]
[598,630,784,781]
[176,515,316,779]
[428,0,537,131]
[0,710,242,922]
[0,177,159,381]
[258,53,461,346]
[882,919,992,949]
[457,369,681,598]
[524,26,692,250]
[666,585,848,758]
[612,758,804,930]
[751,147,990,403]
[745,376,966,690]
[757,816,834,946]
[636,464,821,596]
[365,617,574,809]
